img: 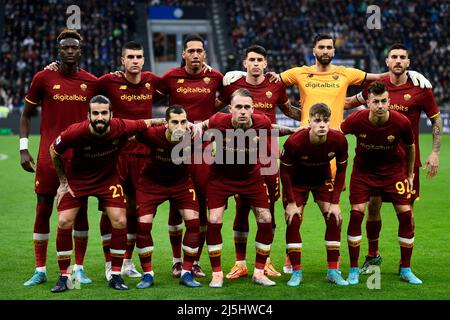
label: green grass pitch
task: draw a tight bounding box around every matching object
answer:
[0,133,449,300]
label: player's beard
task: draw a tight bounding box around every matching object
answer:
[92,120,110,134]
[317,54,333,66]
[390,64,407,76]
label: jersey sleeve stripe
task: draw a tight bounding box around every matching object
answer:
[25,97,38,105]
[429,112,441,119]
[280,160,294,166]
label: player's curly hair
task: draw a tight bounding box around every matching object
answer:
[57,29,83,44]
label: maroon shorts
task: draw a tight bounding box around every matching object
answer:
[282,179,334,208]
[189,161,210,197]
[35,157,61,194]
[136,179,199,217]
[58,181,127,211]
[116,153,147,197]
[207,175,270,210]
[350,172,412,205]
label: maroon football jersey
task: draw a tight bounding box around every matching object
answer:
[218,75,289,123]
[136,125,192,187]
[156,67,223,122]
[25,69,97,160]
[363,75,440,167]
[97,72,161,155]
[208,112,272,181]
[281,128,348,185]
[53,118,147,195]
[340,109,414,179]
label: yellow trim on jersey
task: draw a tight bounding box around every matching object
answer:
[280,160,294,166]
[25,97,38,105]
[429,112,441,119]
[156,89,165,96]
[337,159,348,164]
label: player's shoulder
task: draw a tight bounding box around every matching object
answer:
[285,128,308,146]
[142,71,161,81]
[390,109,411,123]
[328,128,347,141]
[262,75,285,89]
[65,119,89,135]
[161,67,180,79]
[206,68,224,78]
[333,65,361,76]
[253,113,272,126]
[78,68,98,81]
[97,72,121,84]
[346,109,368,122]
[31,69,54,82]
[283,65,308,75]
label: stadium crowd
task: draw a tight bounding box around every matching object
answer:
[0,0,136,112]
[224,0,449,105]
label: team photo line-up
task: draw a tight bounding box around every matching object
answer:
[19,28,441,292]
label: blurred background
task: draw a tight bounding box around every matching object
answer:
[0,0,448,133]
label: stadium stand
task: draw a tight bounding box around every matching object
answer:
[0,0,448,114]
[0,0,137,112]
[223,0,448,105]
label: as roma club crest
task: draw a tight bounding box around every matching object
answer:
[145,82,151,90]
[265,91,273,98]
[387,135,395,143]
[328,152,335,158]
[177,79,185,84]
[119,85,127,90]
[203,77,211,84]
[403,94,411,101]
[80,83,87,91]
[332,73,339,80]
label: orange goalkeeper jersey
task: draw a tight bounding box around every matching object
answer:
[280,65,366,129]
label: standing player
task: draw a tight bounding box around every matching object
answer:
[20,29,96,286]
[223,33,430,273]
[155,34,223,278]
[340,82,422,285]
[195,88,293,288]
[134,105,201,288]
[48,95,155,292]
[216,45,301,279]
[345,44,442,273]
[96,41,161,280]
[280,103,348,286]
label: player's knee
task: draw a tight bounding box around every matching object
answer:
[110,215,127,229]
[58,215,75,229]
[256,208,272,223]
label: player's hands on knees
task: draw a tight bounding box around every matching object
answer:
[20,150,36,172]
[56,181,75,207]
[44,61,60,71]
[267,72,280,83]
[423,152,439,179]
[326,204,342,226]
[285,202,300,226]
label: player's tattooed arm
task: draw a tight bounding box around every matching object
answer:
[279,101,301,121]
[424,114,442,179]
[272,124,299,136]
